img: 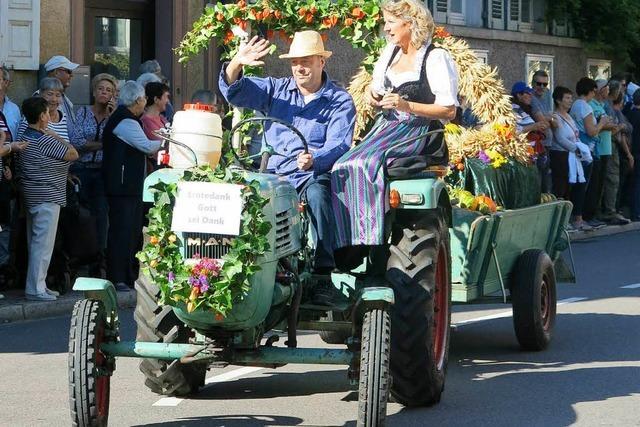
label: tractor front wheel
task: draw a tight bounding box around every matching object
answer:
[68,299,112,427]
[386,211,451,406]
[357,308,391,427]
[135,272,206,395]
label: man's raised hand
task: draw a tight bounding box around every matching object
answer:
[234,36,271,67]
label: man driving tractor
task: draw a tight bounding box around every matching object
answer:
[219,30,356,305]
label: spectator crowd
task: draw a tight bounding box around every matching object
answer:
[1,53,640,302]
[0,56,220,301]
[508,71,640,232]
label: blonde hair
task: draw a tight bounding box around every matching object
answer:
[91,73,117,93]
[382,0,435,48]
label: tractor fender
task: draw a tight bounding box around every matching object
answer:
[73,277,119,330]
[353,286,395,323]
[389,177,452,226]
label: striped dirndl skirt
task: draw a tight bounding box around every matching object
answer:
[331,115,433,249]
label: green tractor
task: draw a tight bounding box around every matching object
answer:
[68,118,452,427]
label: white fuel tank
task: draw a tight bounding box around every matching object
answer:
[169,103,223,169]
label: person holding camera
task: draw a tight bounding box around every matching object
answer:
[68,73,118,259]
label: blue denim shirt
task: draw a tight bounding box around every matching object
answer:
[219,64,356,189]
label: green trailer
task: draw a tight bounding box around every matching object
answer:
[449,200,573,349]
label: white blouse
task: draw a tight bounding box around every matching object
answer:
[370,42,459,107]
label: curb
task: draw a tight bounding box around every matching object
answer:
[0,290,137,323]
[569,221,640,241]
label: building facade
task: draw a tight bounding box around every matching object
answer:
[1,0,611,110]
[1,0,219,109]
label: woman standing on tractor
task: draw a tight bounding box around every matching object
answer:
[331,0,458,249]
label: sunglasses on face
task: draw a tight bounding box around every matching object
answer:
[534,81,548,87]
[58,68,73,75]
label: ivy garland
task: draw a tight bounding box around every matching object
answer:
[176,0,387,71]
[137,151,272,316]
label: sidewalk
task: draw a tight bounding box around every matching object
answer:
[568,219,640,241]
[0,287,136,323]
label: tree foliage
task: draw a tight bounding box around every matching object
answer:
[546,0,640,72]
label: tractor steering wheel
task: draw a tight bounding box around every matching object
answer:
[228,116,309,173]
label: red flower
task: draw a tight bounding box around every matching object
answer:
[434,26,451,39]
[351,7,365,19]
[216,12,225,22]
[344,17,354,26]
[305,13,314,24]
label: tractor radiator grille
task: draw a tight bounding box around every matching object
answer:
[182,232,234,260]
[275,209,292,252]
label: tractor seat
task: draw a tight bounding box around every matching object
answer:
[388,165,448,181]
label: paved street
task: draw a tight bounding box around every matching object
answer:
[1,231,640,427]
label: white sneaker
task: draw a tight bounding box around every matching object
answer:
[45,288,60,297]
[25,292,57,301]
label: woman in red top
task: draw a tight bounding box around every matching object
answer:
[141,82,170,169]
[141,82,170,140]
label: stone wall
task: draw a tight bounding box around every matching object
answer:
[465,38,588,91]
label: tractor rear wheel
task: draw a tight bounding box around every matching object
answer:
[511,249,557,351]
[69,299,111,427]
[386,211,451,407]
[357,308,391,427]
[134,272,206,396]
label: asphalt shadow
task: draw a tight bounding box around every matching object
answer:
[384,311,640,427]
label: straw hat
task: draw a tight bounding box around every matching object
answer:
[279,30,332,59]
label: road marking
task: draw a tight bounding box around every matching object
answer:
[205,366,264,384]
[453,297,587,327]
[153,397,183,407]
[621,283,640,289]
[152,366,265,407]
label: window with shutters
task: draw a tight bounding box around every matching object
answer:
[587,59,611,81]
[526,54,554,91]
[552,17,574,37]
[429,0,465,26]
[507,0,533,32]
[473,49,489,65]
[490,0,505,29]
[0,0,41,70]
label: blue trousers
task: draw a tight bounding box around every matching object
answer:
[298,173,335,270]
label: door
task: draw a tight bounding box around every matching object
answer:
[84,0,155,81]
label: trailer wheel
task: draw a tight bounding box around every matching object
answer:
[386,211,451,407]
[512,249,557,351]
[135,272,206,396]
[69,299,112,427]
[358,308,391,427]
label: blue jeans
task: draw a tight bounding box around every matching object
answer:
[298,173,335,270]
